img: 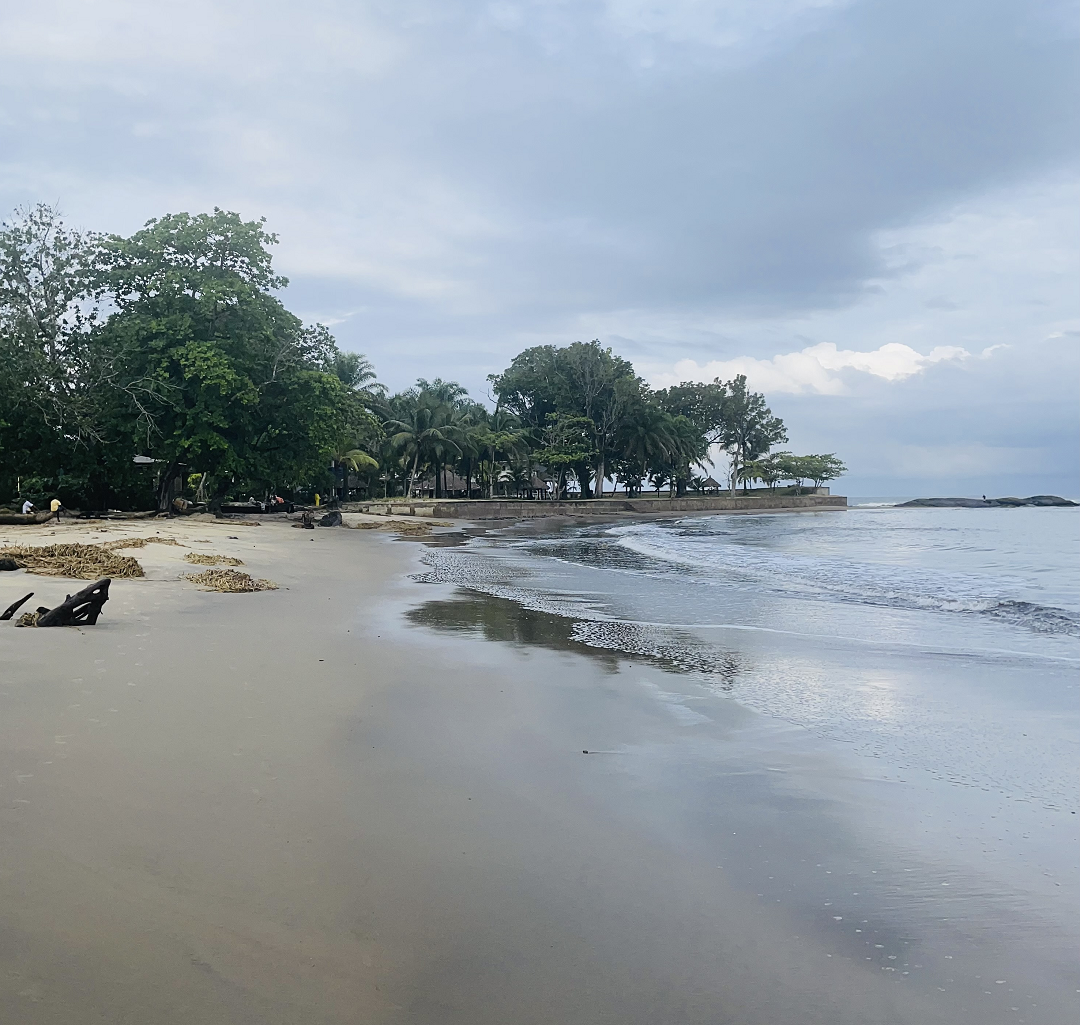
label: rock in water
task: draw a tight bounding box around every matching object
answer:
[898,495,1077,508]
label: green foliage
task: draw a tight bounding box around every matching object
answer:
[772,453,847,490]
[97,209,352,506]
[714,375,788,489]
[740,454,784,490]
[1,202,843,510]
[536,414,596,473]
[385,390,466,498]
[1,204,367,509]
[491,340,643,497]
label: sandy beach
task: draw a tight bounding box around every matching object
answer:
[0,515,1073,1024]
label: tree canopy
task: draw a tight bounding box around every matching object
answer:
[1,204,844,511]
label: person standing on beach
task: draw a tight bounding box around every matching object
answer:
[21,499,34,515]
[50,497,62,520]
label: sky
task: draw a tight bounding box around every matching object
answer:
[1,0,1077,496]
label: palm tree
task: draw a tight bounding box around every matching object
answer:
[332,352,375,389]
[454,412,491,498]
[640,414,707,498]
[331,445,378,472]
[415,378,468,406]
[329,443,378,500]
[620,407,676,495]
[385,399,461,499]
[478,408,527,498]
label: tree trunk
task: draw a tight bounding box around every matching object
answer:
[574,462,591,499]
[208,477,232,517]
[406,450,419,499]
[156,460,179,514]
[594,456,605,498]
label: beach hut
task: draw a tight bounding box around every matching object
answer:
[416,471,472,499]
[701,476,722,493]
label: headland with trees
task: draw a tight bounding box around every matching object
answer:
[0,206,844,514]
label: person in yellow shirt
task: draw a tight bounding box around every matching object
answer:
[50,497,62,521]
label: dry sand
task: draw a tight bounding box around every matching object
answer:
[0,516,1032,1023]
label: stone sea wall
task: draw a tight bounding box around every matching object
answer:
[355,493,847,520]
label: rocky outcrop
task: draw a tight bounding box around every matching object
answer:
[899,496,1077,508]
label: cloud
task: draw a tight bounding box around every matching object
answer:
[0,0,1075,492]
[652,342,975,394]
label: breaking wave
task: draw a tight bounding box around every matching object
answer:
[612,524,1080,638]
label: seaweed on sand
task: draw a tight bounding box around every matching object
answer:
[351,519,453,536]
[101,536,183,550]
[185,569,276,592]
[183,553,244,566]
[0,543,144,579]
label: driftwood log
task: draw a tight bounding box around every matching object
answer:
[0,511,54,526]
[19,578,112,627]
[0,592,34,620]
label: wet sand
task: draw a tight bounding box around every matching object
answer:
[0,519,1073,1022]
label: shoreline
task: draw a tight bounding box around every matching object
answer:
[1,516,1074,1023]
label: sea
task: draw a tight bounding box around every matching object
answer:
[410,501,1079,1017]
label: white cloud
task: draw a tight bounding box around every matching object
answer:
[651,341,974,394]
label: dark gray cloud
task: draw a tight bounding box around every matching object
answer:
[1,0,1076,493]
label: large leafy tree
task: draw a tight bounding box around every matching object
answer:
[656,376,787,491]
[98,209,346,509]
[773,452,846,492]
[487,346,561,430]
[0,204,151,508]
[0,204,107,443]
[491,340,643,497]
[654,379,730,445]
[536,414,596,499]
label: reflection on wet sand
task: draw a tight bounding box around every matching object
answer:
[399,576,1079,1024]
[407,592,622,670]
[407,590,746,686]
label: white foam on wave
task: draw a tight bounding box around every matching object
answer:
[415,546,1080,662]
[411,539,1080,811]
[611,523,1080,637]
